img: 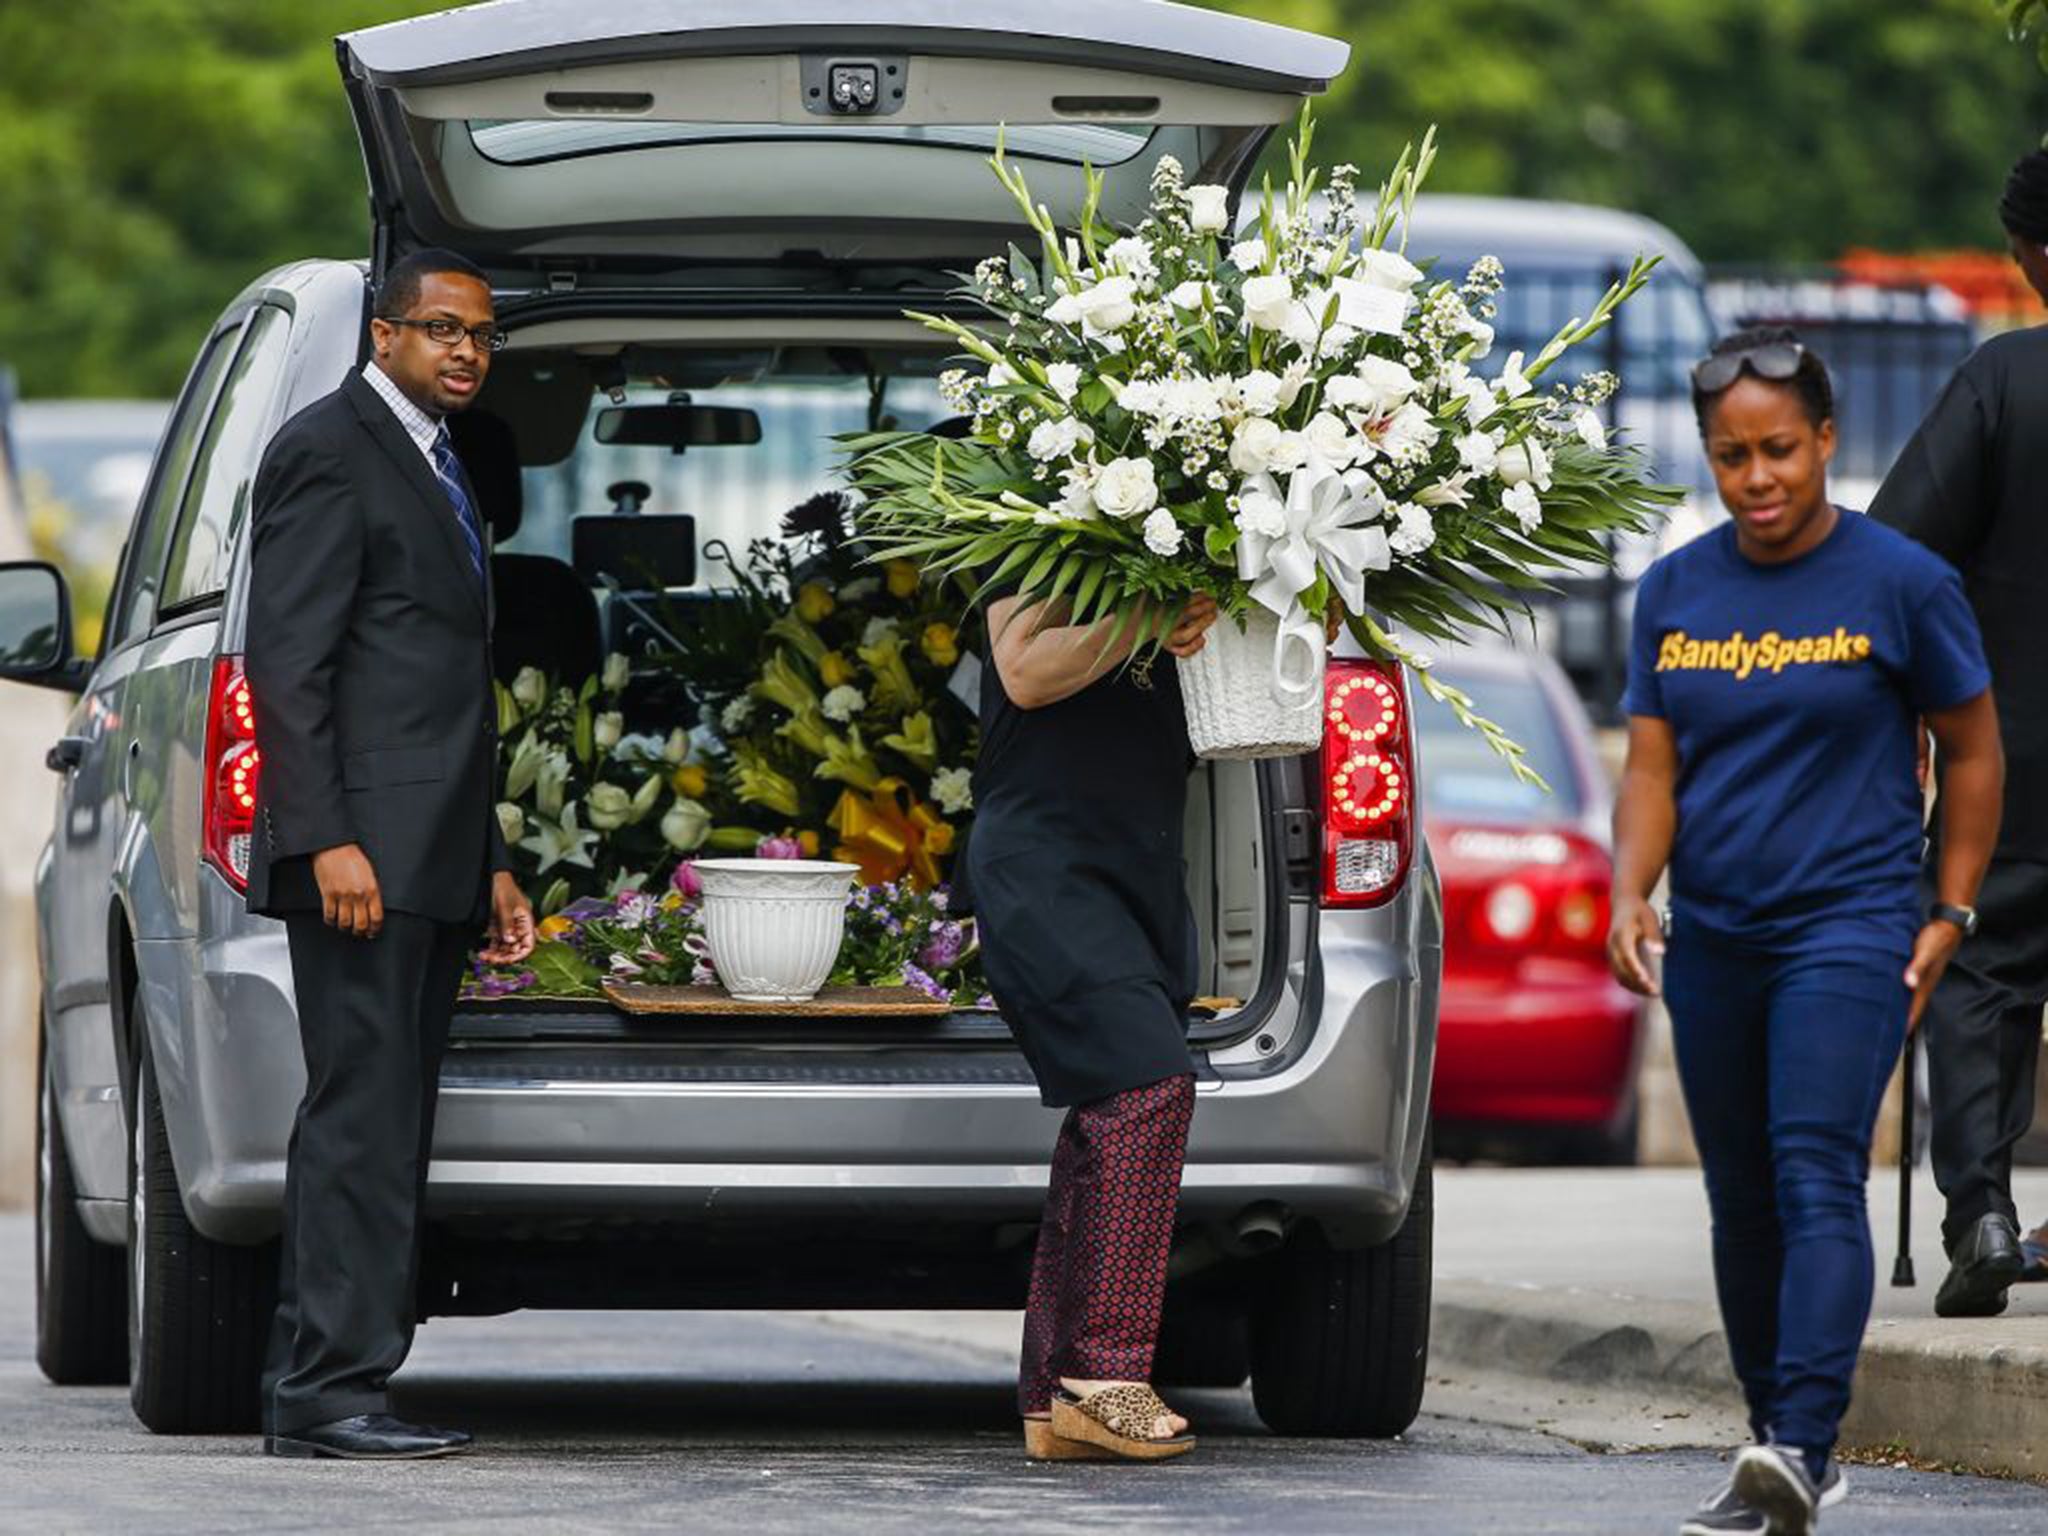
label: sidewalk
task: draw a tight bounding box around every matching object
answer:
[1433,1167,2048,1479]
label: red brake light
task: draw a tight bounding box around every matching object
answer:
[203,656,258,891]
[1443,827,1612,959]
[1320,660,1415,908]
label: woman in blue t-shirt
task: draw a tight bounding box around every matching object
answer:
[1610,328,2003,1536]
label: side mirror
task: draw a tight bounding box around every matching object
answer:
[0,561,87,692]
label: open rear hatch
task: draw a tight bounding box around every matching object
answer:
[337,0,1348,292]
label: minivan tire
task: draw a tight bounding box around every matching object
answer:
[36,1021,127,1385]
[127,1011,276,1434]
[1247,1135,1432,1438]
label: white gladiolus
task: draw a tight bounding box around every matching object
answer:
[1054,464,1101,520]
[1044,361,1082,401]
[987,360,1020,388]
[1575,409,1608,451]
[1455,431,1500,475]
[1495,437,1554,490]
[1503,481,1544,533]
[660,796,711,852]
[1228,237,1269,272]
[822,685,866,723]
[1230,417,1288,474]
[1185,184,1231,233]
[1241,273,1295,331]
[1353,245,1426,292]
[1276,359,1313,409]
[495,801,525,846]
[1141,507,1186,556]
[1094,457,1161,519]
[1304,411,1365,467]
[1327,356,1418,417]
[593,711,624,753]
[1389,502,1437,556]
[1454,375,1498,423]
[510,665,547,712]
[601,651,631,694]
[1105,236,1158,286]
[930,766,974,815]
[1497,349,1535,400]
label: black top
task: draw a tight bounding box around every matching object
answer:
[964,647,1199,1108]
[1869,325,2048,861]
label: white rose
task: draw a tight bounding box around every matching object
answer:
[1229,417,1287,474]
[1353,245,1426,292]
[1304,410,1364,467]
[592,710,624,753]
[1241,274,1295,332]
[1235,369,1284,417]
[1044,361,1082,402]
[495,801,525,846]
[601,652,631,694]
[660,796,712,852]
[1495,437,1553,490]
[1106,236,1158,287]
[1094,457,1161,519]
[1502,481,1544,533]
[1165,280,1211,311]
[511,665,547,712]
[1455,431,1500,475]
[1073,274,1139,334]
[662,727,689,765]
[1327,356,1418,417]
[1575,408,1608,451]
[1141,507,1186,556]
[930,766,974,816]
[586,782,635,832]
[1228,237,1269,272]
[1185,184,1231,233]
[1389,502,1437,556]
[822,685,866,723]
[1269,430,1310,474]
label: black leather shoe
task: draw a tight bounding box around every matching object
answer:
[1935,1213,2024,1318]
[263,1413,473,1460]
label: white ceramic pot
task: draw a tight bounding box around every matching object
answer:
[1177,607,1325,760]
[693,858,861,1002]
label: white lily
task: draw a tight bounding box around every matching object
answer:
[520,804,599,874]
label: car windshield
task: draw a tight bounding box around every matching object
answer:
[1415,660,1584,822]
[508,376,944,588]
[469,119,1156,168]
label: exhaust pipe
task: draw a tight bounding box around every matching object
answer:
[1228,1202,1288,1255]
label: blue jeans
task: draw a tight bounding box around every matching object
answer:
[1665,924,1908,1463]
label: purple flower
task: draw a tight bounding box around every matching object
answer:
[918,920,964,971]
[561,897,613,922]
[930,887,951,913]
[975,993,997,1011]
[901,962,949,1002]
[670,858,703,899]
[757,835,804,860]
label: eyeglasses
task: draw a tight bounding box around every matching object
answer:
[378,316,509,352]
[1690,341,1804,394]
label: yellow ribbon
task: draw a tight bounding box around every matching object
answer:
[828,778,952,889]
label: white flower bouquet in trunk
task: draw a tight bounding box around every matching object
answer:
[848,112,1680,773]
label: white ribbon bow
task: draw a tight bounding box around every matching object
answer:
[1235,459,1391,707]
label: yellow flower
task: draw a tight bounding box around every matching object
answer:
[754,648,820,716]
[732,744,802,817]
[919,622,959,669]
[669,762,709,799]
[767,611,828,665]
[881,710,939,771]
[924,820,956,857]
[885,559,921,599]
[795,581,837,624]
[537,914,575,940]
[819,650,856,688]
[777,705,833,759]
[858,635,921,714]
[816,725,883,791]
[798,829,821,856]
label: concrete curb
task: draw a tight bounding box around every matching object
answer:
[1432,1278,2048,1480]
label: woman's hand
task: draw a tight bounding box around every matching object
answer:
[1607,895,1665,997]
[1163,595,1219,659]
[1903,919,1965,1034]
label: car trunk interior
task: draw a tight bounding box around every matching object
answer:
[443,322,1279,1066]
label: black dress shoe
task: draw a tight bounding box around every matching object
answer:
[263,1413,473,1460]
[1935,1213,2024,1318]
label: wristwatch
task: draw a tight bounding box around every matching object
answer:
[1930,901,1980,937]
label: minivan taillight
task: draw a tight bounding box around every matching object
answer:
[203,656,259,892]
[1320,659,1414,908]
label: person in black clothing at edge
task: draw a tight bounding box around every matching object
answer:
[1868,148,2048,1316]
[1612,332,2002,1535]
[966,585,1218,1462]
[245,249,536,1460]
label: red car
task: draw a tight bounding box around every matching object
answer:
[1417,645,1644,1164]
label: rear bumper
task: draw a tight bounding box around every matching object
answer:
[150,887,1437,1251]
[1432,978,1640,1127]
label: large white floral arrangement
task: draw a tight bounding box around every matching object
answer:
[847,115,1680,776]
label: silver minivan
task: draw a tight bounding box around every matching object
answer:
[1,0,1441,1440]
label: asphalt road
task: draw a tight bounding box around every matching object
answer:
[2,1216,2043,1534]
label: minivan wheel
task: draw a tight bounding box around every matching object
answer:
[35,1022,127,1385]
[127,1016,276,1434]
[1247,1135,1433,1438]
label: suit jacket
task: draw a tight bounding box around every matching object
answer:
[244,370,512,923]
[1868,325,2048,863]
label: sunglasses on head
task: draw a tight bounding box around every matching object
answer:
[1690,341,1805,395]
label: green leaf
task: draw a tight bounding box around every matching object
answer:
[527,940,601,998]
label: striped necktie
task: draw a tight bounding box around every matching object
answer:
[430,425,486,586]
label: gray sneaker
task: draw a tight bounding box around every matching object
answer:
[1732,1445,1826,1535]
[1679,1476,1764,1535]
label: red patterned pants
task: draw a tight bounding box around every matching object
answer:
[1018,1073,1197,1415]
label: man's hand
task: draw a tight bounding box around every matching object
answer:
[1606,894,1665,997]
[313,843,383,940]
[479,872,535,965]
[1164,595,1220,659]
[1904,918,1965,1034]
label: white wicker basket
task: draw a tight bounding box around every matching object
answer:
[1177,608,1326,761]
[693,858,860,1002]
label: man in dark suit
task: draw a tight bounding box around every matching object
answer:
[1869,149,2048,1319]
[245,248,535,1458]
